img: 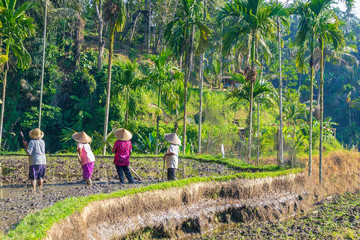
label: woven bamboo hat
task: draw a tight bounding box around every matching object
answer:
[72,131,92,143]
[114,128,132,141]
[29,128,44,140]
[164,133,181,145]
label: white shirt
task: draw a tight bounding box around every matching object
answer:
[165,144,179,169]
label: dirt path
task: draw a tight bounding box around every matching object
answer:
[0,180,150,234]
[0,157,236,235]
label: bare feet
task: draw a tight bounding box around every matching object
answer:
[85,178,92,186]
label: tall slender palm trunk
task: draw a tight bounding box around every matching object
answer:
[0,69,7,148]
[319,38,325,183]
[219,23,223,89]
[39,0,48,129]
[0,45,10,148]
[308,38,315,176]
[156,86,161,154]
[247,82,254,162]
[198,52,204,153]
[257,103,260,166]
[183,25,195,153]
[96,0,105,70]
[277,17,283,165]
[247,30,256,162]
[198,0,206,154]
[103,25,115,155]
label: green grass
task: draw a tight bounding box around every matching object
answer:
[182,154,283,171]
[2,168,302,240]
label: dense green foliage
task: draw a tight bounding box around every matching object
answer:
[0,0,358,160]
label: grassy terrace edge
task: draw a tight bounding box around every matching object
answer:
[2,168,303,240]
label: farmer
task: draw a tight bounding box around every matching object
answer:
[163,133,181,181]
[72,131,95,186]
[112,128,135,184]
[23,128,46,190]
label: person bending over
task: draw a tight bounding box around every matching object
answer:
[112,128,134,184]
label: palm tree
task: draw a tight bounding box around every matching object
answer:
[293,0,344,181]
[112,59,141,125]
[164,0,210,153]
[283,90,307,166]
[0,0,36,148]
[317,9,344,183]
[254,80,276,165]
[219,0,287,161]
[198,0,208,154]
[227,73,275,163]
[102,0,126,155]
[147,50,181,154]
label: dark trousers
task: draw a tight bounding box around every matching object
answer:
[167,168,176,181]
[115,165,134,183]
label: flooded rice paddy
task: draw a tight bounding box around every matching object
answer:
[0,156,236,235]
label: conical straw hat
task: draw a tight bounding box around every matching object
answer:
[114,128,132,141]
[29,128,44,140]
[164,133,181,145]
[72,131,92,143]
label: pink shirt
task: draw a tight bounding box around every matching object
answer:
[113,140,132,166]
[77,143,95,166]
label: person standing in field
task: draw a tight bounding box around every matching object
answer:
[23,128,46,190]
[163,133,181,181]
[112,128,135,184]
[72,131,95,186]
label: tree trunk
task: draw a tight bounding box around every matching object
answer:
[349,103,351,127]
[74,15,85,70]
[144,0,150,50]
[39,0,48,129]
[247,82,254,162]
[247,30,256,162]
[179,53,183,72]
[277,16,283,165]
[319,37,324,183]
[198,52,204,154]
[0,44,10,148]
[0,69,7,149]
[147,0,151,51]
[257,103,260,166]
[183,25,195,153]
[292,125,296,167]
[156,86,161,155]
[219,23,223,89]
[308,37,315,176]
[103,25,115,155]
[174,121,179,134]
[95,0,105,70]
[155,0,171,53]
[198,0,206,154]
[129,12,140,44]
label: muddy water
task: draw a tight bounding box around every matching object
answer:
[0,157,236,235]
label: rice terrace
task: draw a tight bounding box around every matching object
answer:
[1,0,360,239]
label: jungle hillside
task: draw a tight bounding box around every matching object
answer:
[0,0,359,167]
